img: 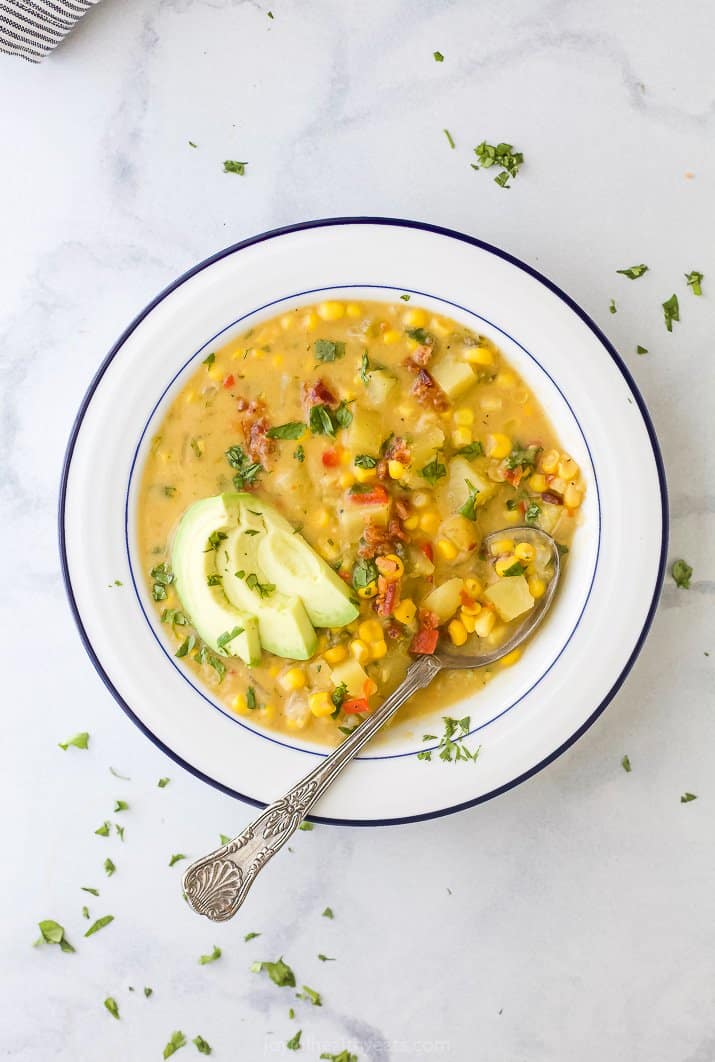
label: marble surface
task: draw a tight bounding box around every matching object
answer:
[1,1,714,1059]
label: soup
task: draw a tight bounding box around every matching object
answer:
[137,299,583,744]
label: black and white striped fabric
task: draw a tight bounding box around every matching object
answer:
[0,0,100,62]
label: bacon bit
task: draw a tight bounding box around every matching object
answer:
[407,343,434,367]
[385,621,403,641]
[241,411,274,464]
[357,523,392,559]
[383,434,411,465]
[322,448,340,468]
[342,697,370,714]
[338,569,352,583]
[376,459,388,480]
[375,555,401,579]
[542,490,563,505]
[388,517,409,543]
[410,627,439,655]
[375,576,400,617]
[223,374,235,388]
[348,484,389,506]
[505,467,523,487]
[417,608,440,630]
[410,366,449,411]
[419,542,434,563]
[302,378,337,408]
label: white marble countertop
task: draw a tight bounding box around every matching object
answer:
[2,1,714,1059]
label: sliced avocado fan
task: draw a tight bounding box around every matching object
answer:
[171,493,358,664]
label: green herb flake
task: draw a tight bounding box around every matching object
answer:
[685,270,703,296]
[314,339,346,363]
[223,160,247,175]
[636,345,648,355]
[175,635,196,658]
[299,821,314,831]
[244,931,260,942]
[433,50,444,61]
[217,626,244,651]
[115,824,125,842]
[293,444,305,462]
[320,1052,357,1062]
[420,455,447,485]
[245,572,275,598]
[505,444,541,471]
[267,421,305,440]
[317,953,335,962]
[193,1035,212,1055]
[81,887,99,896]
[400,293,411,301]
[169,853,187,867]
[158,777,170,788]
[681,792,698,803]
[301,985,322,1006]
[163,485,177,497]
[322,906,334,919]
[456,440,484,458]
[405,326,434,345]
[621,755,632,773]
[104,997,120,1020]
[525,502,541,524]
[144,986,153,997]
[609,299,617,314]
[246,686,258,710]
[502,561,526,577]
[331,681,349,716]
[457,478,480,521]
[95,821,111,837]
[84,914,114,938]
[351,557,378,591]
[616,264,649,279]
[202,353,216,367]
[443,128,455,149]
[104,858,116,877]
[662,293,680,332]
[225,445,263,489]
[113,800,129,813]
[58,731,89,751]
[82,906,90,919]
[193,642,227,682]
[206,573,222,587]
[36,920,75,953]
[671,559,693,589]
[286,1029,302,1051]
[472,140,524,188]
[199,944,221,965]
[419,716,480,764]
[354,454,378,469]
[220,834,232,845]
[163,1030,187,1058]
[252,957,296,987]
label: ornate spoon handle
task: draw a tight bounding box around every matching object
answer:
[183,654,441,921]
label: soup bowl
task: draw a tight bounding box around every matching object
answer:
[59,218,667,825]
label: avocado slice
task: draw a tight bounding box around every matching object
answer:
[218,506,318,661]
[171,496,261,665]
[234,494,360,629]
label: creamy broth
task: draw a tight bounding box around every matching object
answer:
[137,299,583,744]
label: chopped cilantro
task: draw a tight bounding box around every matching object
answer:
[144,987,153,997]
[286,1029,302,1051]
[616,264,649,279]
[95,821,111,837]
[472,140,524,188]
[505,444,541,471]
[609,299,617,314]
[671,559,692,588]
[36,920,75,953]
[400,293,411,301]
[621,755,632,773]
[433,50,444,61]
[443,128,455,149]
[217,626,244,650]
[420,455,447,485]
[662,293,680,332]
[244,931,261,941]
[502,561,526,577]
[193,1035,212,1055]
[351,557,378,591]
[246,686,258,710]
[267,421,305,439]
[58,731,89,751]
[245,572,275,597]
[193,642,226,681]
[198,944,221,964]
[317,954,335,962]
[169,854,187,867]
[161,608,187,626]
[314,339,346,362]
[251,957,296,987]
[202,353,215,367]
[322,907,334,919]
[685,270,703,296]
[220,834,232,845]
[405,326,434,345]
[456,441,483,458]
[681,792,698,803]
[175,634,196,658]
[331,681,349,715]
[82,906,90,919]
[225,445,263,489]
[81,887,99,896]
[163,1031,187,1058]
[320,1051,357,1061]
[104,858,116,876]
[354,454,378,469]
[457,479,480,521]
[113,800,128,813]
[223,160,247,175]
[636,345,648,355]
[419,716,480,764]
[300,985,322,1006]
[293,444,305,462]
[299,821,314,831]
[525,502,541,523]
[84,914,114,938]
[206,573,222,587]
[158,777,170,788]
[104,997,120,1020]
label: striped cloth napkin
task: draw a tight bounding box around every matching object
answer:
[0,0,100,62]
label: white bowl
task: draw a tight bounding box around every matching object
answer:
[59,218,667,825]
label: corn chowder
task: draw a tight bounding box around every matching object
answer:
[138,299,584,745]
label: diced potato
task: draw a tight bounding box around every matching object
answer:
[429,355,477,400]
[440,514,479,551]
[338,499,391,538]
[330,658,370,697]
[438,457,496,512]
[365,370,398,408]
[536,502,565,535]
[409,423,445,473]
[407,545,435,577]
[422,578,465,622]
[483,575,534,622]
[347,408,384,455]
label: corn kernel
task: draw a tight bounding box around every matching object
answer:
[271,354,284,369]
[303,311,319,331]
[504,508,520,525]
[207,364,222,381]
[357,582,378,599]
[495,371,517,388]
[460,610,477,633]
[495,556,517,576]
[515,542,535,563]
[393,598,417,625]
[486,432,511,459]
[280,313,293,330]
[550,476,567,495]
[339,471,355,489]
[558,456,579,480]
[541,448,559,474]
[464,345,494,366]
[436,538,458,562]
[313,508,331,528]
[464,578,483,597]
[404,514,419,530]
[319,537,340,561]
[412,491,431,509]
[354,465,377,484]
[451,427,473,448]
[317,300,345,321]
[481,395,503,413]
[259,703,277,722]
[474,609,496,637]
[279,667,306,691]
[404,307,428,328]
[309,691,335,717]
[285,715,308,730]
[382,329,401,344]
[499,648,523,668]
[448,619,468,646]
[350,639,370,664]
[388,459,407,479]
[324,644,348,665]
[528,473,547,493]
[564,484,583,509]
[231,694,248,715]
[369,640,388,660]
[460,599,482,617]
[358,619,383,642]
[453,408,474,426]
[528,575,546,599]
[419,511,441,534]
[346,302,363,318]
[490,538,515,556]
[340,449,352,465]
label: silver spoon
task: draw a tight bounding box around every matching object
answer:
[183,526,560,920]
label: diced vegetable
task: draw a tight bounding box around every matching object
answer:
[439,514,479,551]
[422,578,465,621]
[347,409,383,455]
[365,370,398,408]
[410,628,439,654]
[483,575,534,622]
[408,424,446,474]
[429,355,477,400]
[330,658,370,697]
[438,457,496,512]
